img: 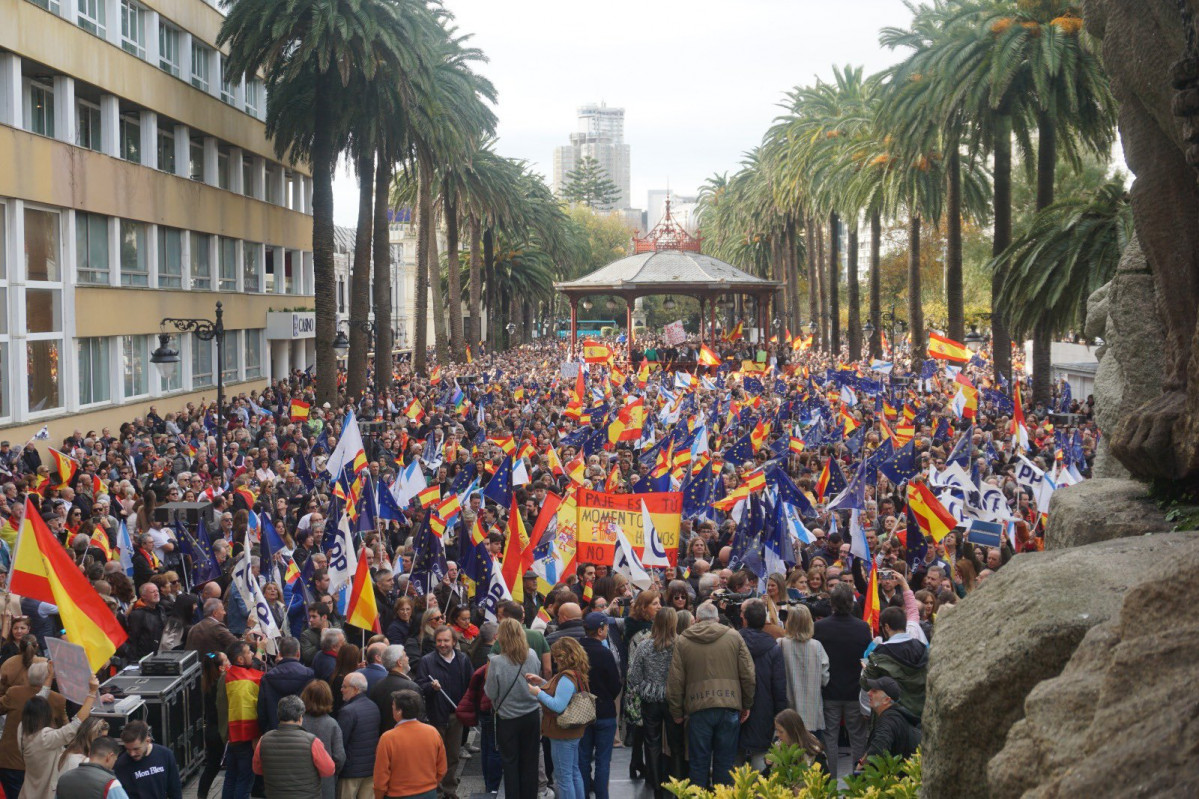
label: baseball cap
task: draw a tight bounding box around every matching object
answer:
[582,612,609,632]
[865,676,901,701]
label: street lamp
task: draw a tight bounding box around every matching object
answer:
[332,319,376,356]
[808,320,817,334]
[663,296,677,311]
[605,298,618,311]
[863,320,875,339]
[582,299,593,311]
[964,325,985,353]
[152,302,225,479]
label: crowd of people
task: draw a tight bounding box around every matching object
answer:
[0,328,1092,799]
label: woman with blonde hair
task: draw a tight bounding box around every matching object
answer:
[484,617,543,799]
[779,604,829,747]
[626,607,683,797]
[526,637,591,799]
[762,573,787,638]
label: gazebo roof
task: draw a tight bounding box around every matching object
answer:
[554,249,780,297]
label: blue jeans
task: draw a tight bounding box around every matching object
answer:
[550,738,585,799]
[687,708,741,787]
[480,712,504,793]
[579,717,617,799]
[222,741,255,799]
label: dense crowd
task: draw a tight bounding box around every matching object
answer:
[0,329,1092,799]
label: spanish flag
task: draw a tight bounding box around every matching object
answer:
[907,481,958,544]
[636,360,650,389]
[289,399,311,421]
[416,484,441,509]
[863,562,880,634]
[502,496,530,602]
[566,453,586,485]
[404,398,425,423]
[10,499,127,670]
[724,320,744,341]
[546,447,565,478]
[430,365,443,385]
[698,345,722,367]
[89,528,113,561]
[815,459,832,501]
[744,469,767,493]
[789,436,805,455]
[927,332,970,363]
[582,340,612,364]
[48,448,79,488]
[345,547,381,633]
[488,435,516,456]
[224,665,263,742]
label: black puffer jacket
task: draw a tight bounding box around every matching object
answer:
[864,704,921,760]
[259,658,315,731]
[738,627,787,753]
[336,693,380,778]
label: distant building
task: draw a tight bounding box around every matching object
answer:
[553,103,631,210]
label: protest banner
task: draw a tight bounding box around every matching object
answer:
[47,637,92,704]
[663,320,686,346]
[575,489,682,566]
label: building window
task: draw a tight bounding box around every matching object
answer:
[244,78,260,116]
[337,278,345,313]
[24,208,60,282]
[122,335,149,398]
[28,0,62,13]
[120,0,147,59]
[77,0,106,37]
[119,115,140,164]
[75,212,110,284]
[243,243,260,292]
[192,334,213,387]
[244,329,262,379]
[27,339,61,412]
[158,227,182,288]
[218,237,236,291]
[159,23,180,77]
[220,70,236,106]
[189,139,203,181]
[157,127,175,173]
[242,160,254,198]
[119,220,148,286]
[190,41,211,92]
[27,82,54,138]
[222,330,240,382]
[0,343,7,419]
[76,101,102,151]
[77,337,111,406]
[217,150,229,190]
[190,232,211,290]
[264,166,278,204]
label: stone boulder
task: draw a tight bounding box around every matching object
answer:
[1086,237,1166,478]
[920,533,1194,799]
[988,531,1199,798]
[1044,478,1169,550]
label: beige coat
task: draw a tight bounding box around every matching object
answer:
[666,619,756,720]
[18,716,81,798]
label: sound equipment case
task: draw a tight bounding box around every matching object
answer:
[102,664,204,780]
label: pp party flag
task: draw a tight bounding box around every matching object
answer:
[907,480,958,544]
[698,345,722,367]
[345,546,381,633]
[231,539,281,641]
[11,498,127,670]
[48,448,79,488]
[289,399,311,421]
[927,332,971,363]
[326,409,368,480]
[639,499,672,568]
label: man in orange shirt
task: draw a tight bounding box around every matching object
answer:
[373,689,447,799]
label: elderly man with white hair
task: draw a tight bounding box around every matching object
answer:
[336,670,381,799]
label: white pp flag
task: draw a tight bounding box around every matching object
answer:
[325,512,358,595]
[639,500,671,568]
[613,525,651,590]
[232,543,281,643]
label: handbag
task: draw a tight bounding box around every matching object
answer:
[556,673,597,729]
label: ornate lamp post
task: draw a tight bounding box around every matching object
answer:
[151,302,226,479]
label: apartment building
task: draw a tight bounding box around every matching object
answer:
[0,0,315,441]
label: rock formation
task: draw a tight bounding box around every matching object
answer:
[1043,477,1169,549]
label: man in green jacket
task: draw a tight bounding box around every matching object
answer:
[666,601,756,788]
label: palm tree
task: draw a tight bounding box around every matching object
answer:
[992,177,1131,339]
[218,0,434,404]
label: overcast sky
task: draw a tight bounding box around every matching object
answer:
[332,0,919,225]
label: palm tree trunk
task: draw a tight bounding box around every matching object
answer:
[815,220,828,351]
[372,151,393,399]
[347,148,374,401]
[443,179,466,362]
[806,215,818,338]
[829,212,841,354]
[468,214,483,352]
[908,214,925,356]
[946,148,964,343]
[311,83,337,406]
[847,223,861,361]
[785,218,803,331]
[1032,112,1056,407]
[991,114,1013,388]
[484,227,497,349]
[869,210,882,359]
[418,153,449,366]
[414,160,431,375]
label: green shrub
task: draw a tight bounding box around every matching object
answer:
[663,745,921,798]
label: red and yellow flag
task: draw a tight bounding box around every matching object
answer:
[345,547,381,633]
[927,332,971,363]
[10,499,127,670]
[502,496,530,603]
[224,665,263,742]
[863,564,880,634]
[404,398,425,423]
[582,340,612,364]
[289,399,311,421]
[698,345,722,367]
[48,448,79,489]
[416,485,441,509]
[907,481,958,544]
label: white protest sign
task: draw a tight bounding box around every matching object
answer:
[663,320,686,346]
[47,637,92,704]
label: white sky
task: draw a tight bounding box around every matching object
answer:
[332,0,919,225]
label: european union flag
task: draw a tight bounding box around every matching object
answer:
[827,462,866,511]
[803,419,826,448]
[933,417,950,442]
[356,477,378,533]
[378,478,406,522]
[176,520,221,587]
[765,463,816,517]
[774,380,788,396]
[905,508,928,570]
[724,433,755,467]
[947,425,973,468]
[482,456,513,508]
[460,539,493,601]
[582,427,607,459]
[314,426,330,455]
[743,377,764,395]
[729,495,764,572]
[682,462,714,519]
[983,389,1014,415]
[879,439,919,485]
[845,426,867,457]
[295,451,316,491]
[409,517,447,597]
[920,359,937,380]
